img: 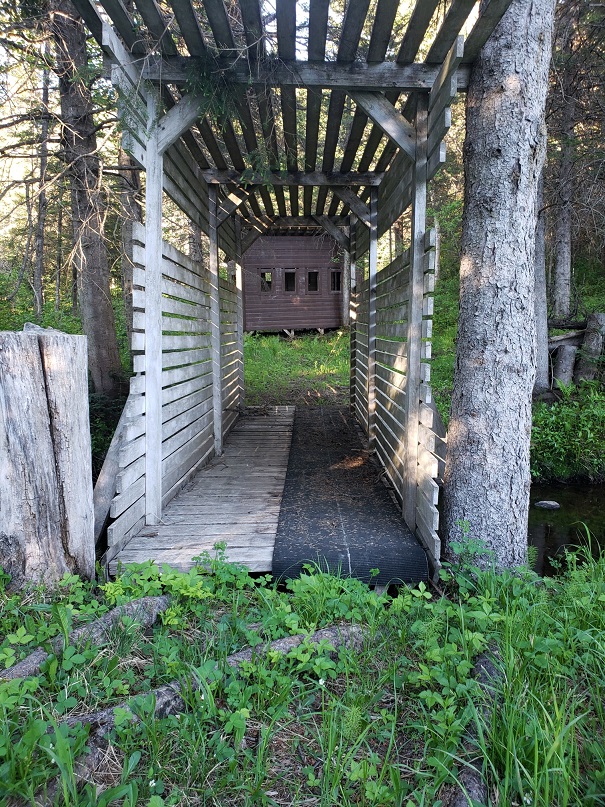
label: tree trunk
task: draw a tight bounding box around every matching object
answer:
[551,3,579,319]
[573,313,605,383]
[33,56,50,321]
[443,0,555,568]
[51,0,124,396]
[534,173,550,393]
[0,330,94,591]
[552,94,575,318]
[553,344,577,386]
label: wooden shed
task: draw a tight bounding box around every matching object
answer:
[243,234,344,332]
[70,0,517,576]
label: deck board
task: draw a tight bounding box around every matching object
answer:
[109,406,295,573]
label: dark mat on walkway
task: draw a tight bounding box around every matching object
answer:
[272,406,428,585]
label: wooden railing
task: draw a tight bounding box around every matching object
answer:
[101,223,243,565]
[351,229,442,567]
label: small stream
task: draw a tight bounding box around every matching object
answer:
[528,484,605,575]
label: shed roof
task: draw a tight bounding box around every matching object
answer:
[73,0,513,258]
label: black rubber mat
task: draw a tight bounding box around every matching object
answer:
[272,406,428,585]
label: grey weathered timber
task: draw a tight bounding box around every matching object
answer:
[0,331,94,590]
[367,189,378,450]
[208,186,223,455]
[110,408,295,573]
[144,93,164,525]
[333,188,371,224]
[142,58,470,91]
[402,95,428,531]
[233,215,245,408]
[349,216,358,416]
[202,170,383,186]
[349,91,416,160]
[443,0,555,568]
[312,215,349,250]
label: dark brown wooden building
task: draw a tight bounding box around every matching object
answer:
[243,235,343,332]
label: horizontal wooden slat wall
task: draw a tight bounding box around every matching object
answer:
[414,230,442,563]
[107,223,243,557]
[220,276,243,436]
[373,251,410,503]
[351,232,442,566]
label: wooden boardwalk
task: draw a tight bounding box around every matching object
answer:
[109,407,294,574]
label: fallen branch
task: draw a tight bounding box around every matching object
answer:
[33,624,367,803]
[1,596,171,681]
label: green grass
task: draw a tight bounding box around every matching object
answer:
[1,547,605,805]
[244,330,350,407]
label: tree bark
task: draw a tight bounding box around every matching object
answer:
[443,0,555,568]
[551,3,579,320]
[33,55,50,321]
[51,0,124,396]
[553,343,577,386]
[573,313,605,383]
[534,173,550,393]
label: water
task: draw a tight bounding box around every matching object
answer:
[528,484,605,575]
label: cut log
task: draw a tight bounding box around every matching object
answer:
[0,329,94,590]
[573,312,605,383]
[553,344,577,387]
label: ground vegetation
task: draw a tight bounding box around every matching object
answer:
[1,543,604,805]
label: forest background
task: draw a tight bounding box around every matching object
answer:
[0,0,604,483]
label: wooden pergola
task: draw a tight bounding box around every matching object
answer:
[78,0,514,572]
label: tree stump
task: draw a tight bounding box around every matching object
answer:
[553,344,577,387]
[573,312,605,383]
[0,329,94,590]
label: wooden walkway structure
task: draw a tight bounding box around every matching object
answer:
[77,0,515,574]
[109,408,294,573]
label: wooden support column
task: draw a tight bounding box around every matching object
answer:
[144,92,164,525]
[403,95,429,530]
[367,189,378,449]
[234,214,245,409]
[208,185,223,455]
[349,216,357,416]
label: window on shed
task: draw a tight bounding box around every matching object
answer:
[307,271,319,292]
[260,271,272,292]
[284,271,296,292]
[331,270,342,292]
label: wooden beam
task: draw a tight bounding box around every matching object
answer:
[403,95,428,531]
[142,58,470,91]
[333,187,371,225]
[429,35,464,117]
[349,91,416,160]
[241,215,271,253]
[349,215,358,415]
[201,169,384,186]
[208,185,223,456]
[144,93,163,526]
[269,215,348,227]
[312,216,350,250]
[218,187,254,225]
[156,92,205,154]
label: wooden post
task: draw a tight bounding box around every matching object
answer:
[403,95,428,530]
[367,189,378,449]
[349,216,357,416]
[209,185,223,455]
[342,251,351,326]
[144,92,164,525]
[0,330,94,590]
[234,214,245,409]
